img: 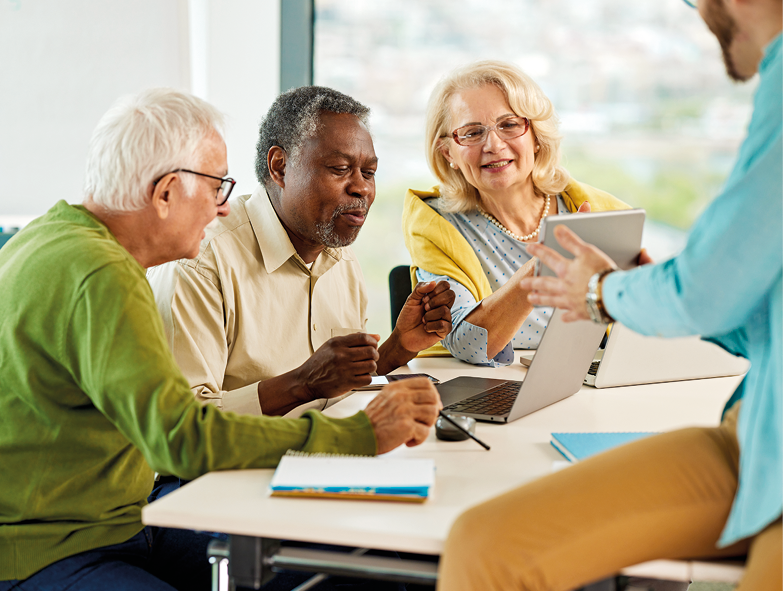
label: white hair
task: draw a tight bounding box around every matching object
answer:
[83,88,225,212]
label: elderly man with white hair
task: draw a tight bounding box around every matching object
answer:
[0,88,441,591]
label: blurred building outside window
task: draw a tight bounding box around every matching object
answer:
[314,0,756,337]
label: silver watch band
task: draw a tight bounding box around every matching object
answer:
[585,269,614,324]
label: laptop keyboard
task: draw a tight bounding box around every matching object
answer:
[444,381,523,416]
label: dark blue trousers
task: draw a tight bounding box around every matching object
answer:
[0,526,213,591]
[0,478,406,590]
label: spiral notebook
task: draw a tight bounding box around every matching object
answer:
[269,451,435,502]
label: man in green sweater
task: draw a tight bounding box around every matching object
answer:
[0,88,441,590]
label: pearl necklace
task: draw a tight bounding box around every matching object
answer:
[478,194,551,242]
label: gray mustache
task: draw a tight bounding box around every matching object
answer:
[332,201,368,217]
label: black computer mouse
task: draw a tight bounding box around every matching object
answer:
[435,414,477,441]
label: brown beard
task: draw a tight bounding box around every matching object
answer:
[702,0,747,81]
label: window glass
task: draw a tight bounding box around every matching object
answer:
[315,0,756,336]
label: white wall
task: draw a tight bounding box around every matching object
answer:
[205,0,280,200]
[0,0,279,222]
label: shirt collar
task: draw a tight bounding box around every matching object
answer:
[244,185,344,275]
[760,32,782,74]
[245,185,296,274]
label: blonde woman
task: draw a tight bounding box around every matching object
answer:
[403,60,628,365]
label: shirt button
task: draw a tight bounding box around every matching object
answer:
[313,323,317,331]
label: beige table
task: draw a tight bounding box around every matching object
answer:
[142,353,744,588]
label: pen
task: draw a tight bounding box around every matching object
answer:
[438,410,491,451]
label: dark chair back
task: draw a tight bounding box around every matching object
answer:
[388,265,413,331]
[0,233,16,250]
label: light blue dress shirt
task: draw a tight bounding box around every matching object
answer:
[417,195,569,366]
[603,34,782,547]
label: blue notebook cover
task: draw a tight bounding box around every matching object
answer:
[550,432,658,463]
[269,452,435,502]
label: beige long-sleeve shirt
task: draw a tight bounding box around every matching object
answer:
[147,186,368,416]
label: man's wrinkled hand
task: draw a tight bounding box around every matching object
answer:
[294,333,380,400]
[395,280,456,353]
[518,225,616,322]
[364,378,442,454]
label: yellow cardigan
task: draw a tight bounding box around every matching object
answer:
[402,179,629,356]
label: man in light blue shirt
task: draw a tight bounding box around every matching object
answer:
[438,0,782,589]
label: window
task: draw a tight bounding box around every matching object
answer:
[315,0,756,335]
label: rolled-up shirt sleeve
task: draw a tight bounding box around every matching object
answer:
[417,268,514,366]
[603,134,782,338]
[148,257,265,415]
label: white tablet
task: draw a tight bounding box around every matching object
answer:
[535,209,646,278]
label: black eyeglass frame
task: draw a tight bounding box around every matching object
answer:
[153,168,236,206]
[449,116,531,147]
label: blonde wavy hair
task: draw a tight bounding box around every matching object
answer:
[425,60,570,213]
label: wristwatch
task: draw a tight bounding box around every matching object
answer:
[585,268,615,324]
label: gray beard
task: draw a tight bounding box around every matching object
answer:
[314,201,367,248]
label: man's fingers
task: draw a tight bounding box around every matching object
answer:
[385,378,440,403]
[423,319,451,337]
[418,281,455,312]
[321,373,372,397]
[638,248,654,266]
[552,224,591,256]
[344,345,380,363]
[527,291,572,309]
[518,275,562,294]
[425,289,455,310]
[367,381,442,454]
[409,280,436,302]
[348,360,378,377]
[422,305,451,322]
[412,385,442,408]
[352,373,373,387]
[398,377,439,395]
[330,333,379,348]
[560,310,584,323]
[410,402,440,426]
[524,242,568,277]
[404,423,432,447]
[428,280,452,297]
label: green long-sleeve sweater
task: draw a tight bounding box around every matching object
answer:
[0,201,376,581]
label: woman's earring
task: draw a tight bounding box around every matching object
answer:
[450,162,458,169]
[535,144,540,153]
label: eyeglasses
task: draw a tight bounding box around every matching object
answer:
[682,0,697,7]
[450,116,530,147]
[153,169,236,206]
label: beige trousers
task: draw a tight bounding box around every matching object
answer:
[438,404,782,591]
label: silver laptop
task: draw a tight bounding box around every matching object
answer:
[437,309,606,423]
[438,208,647,423]
[583,323,749,388]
